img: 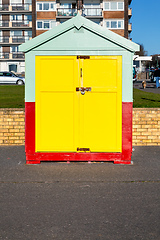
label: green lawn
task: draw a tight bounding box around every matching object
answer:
[0,85,160,108]
[133,88,160,108]
[0,85,25,108]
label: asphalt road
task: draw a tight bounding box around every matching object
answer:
[0,146,160,240]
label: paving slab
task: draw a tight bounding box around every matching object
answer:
[0,146,160,240]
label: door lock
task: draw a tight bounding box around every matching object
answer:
[76,87,91,95]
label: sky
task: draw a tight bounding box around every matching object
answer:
[130,0,160,56]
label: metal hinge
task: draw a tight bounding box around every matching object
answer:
[77,56,90,59]
[77,148,90,152]
[80,68,82,77]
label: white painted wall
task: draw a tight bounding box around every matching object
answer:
[0,61,25,73]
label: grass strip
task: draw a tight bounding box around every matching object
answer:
[0,85,25,108]
[0,85,160,108]
[133,88,160,108]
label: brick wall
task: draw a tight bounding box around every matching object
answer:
[0,109,25,145]
[37,11,56,19]
[133,108,160,146]
[0,108,160,146]
[103,11,124,19]
[110,29,124,37]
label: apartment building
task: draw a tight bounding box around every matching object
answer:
[0,0,132,73]
[0,0,32,72]
[33,0,132,38]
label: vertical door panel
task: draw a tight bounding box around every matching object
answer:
[36,56,78,152]
[82,92,118,151]
[83,57,118,88]
[81,56,122,152]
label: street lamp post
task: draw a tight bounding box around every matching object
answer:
[157,56,160,69]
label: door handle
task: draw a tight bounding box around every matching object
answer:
[76,87,91,95]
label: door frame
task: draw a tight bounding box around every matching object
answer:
[25,55,132,164]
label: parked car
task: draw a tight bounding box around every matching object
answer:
[0,72,25,85]
[133,65,137,82]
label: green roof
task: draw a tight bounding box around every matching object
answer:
[19,13,139,53]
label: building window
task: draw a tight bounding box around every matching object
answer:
[37,21,42,29]
[36,20,56,29]
[44,21,49,29]
[25,30,32,37]
[118,2,123,10]
[83,2,101,16]
[9,64,17,72]
[37,3,42,10]
[10,46,19,52]
[10,31,22,36]
[10,0,22,5]
[0,15,2,27]
[37,2,56,11]
[10,15,22,21]
[105,20,124,29]
[24,0,32,3]
[103,2,124,11]
[24,15,32,21]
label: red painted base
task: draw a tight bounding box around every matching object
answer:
[26,159,131,164]
[26,152,129,164]
[25,102,132,165]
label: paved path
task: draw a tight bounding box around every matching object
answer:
[0,146,160,240]
[134,80,160,94]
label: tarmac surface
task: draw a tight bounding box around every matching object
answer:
[0,146,160,240]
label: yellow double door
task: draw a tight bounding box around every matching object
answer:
[36,56,122,153]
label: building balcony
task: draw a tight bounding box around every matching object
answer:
[0,52,24,60]
[128,23,132,32]
[82,8,103,18]
[0,21,32,29]
[0,4,32,13]
[57,8,77,17]
[57,8,103,18]
[0,36,32,44]
[128,8,132,18]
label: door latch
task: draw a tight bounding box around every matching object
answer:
[76,87,91,95]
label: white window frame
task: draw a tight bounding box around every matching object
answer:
[36,2,56,11]
[104,19,124,29]
[103,2,124,11]
[36,20,56,30]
